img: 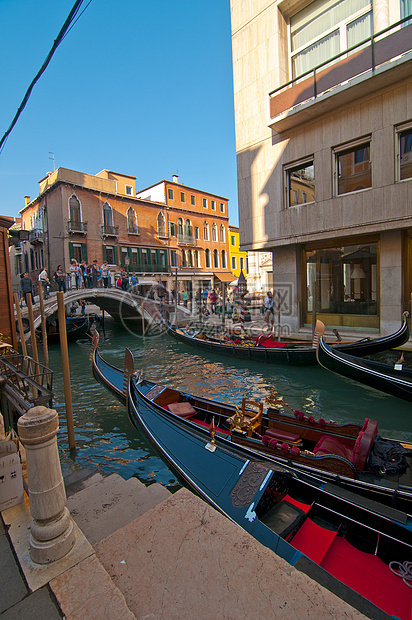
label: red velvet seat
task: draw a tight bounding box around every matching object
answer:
[314,436,353,461]
[266,427,301,444]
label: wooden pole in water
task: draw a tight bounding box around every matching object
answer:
[13,293,28,358]
[26,295,39,364]
[38,293,50,375]
[57,292,75,450]
[222,282,226,333]
[174,268,178,324]
[141,298,145,335]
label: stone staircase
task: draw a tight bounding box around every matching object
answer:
[65,471,171,545]
[49,470,172,619]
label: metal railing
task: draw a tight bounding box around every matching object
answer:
[124,263,168,273]
[177,233,196,245]
[101,225,119,236]
[68,220,88,233]
[0,353,53,406]
[29,228,44,243]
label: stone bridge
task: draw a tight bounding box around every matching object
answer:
[19,288,191,330]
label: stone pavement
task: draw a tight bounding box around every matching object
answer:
[0,466,374,620]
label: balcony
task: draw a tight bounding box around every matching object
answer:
[68,220,88,234]
[126,263,168,273]
[269,18,412,133]
[101,225,119,238]
[29,228,43,244]
[177,233,196,246]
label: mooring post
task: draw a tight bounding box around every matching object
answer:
[17,406,75,564]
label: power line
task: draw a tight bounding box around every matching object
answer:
[0,0,92,155]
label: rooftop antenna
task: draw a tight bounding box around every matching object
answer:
[48,152,55,172]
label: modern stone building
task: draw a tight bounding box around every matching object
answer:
[230,0,412,334]
[15,168,233,297]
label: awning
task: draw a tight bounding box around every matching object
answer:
[214,272,236,283]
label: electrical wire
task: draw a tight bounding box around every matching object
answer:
[0,0,92,155]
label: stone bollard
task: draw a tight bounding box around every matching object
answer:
[17,406,75,564]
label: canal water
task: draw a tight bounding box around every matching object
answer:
[45,320,412,491]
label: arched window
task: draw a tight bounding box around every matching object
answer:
[103,202,113,228]
[187,249,193,268]
[127,207,138,234]
[181,249,187,267]
[157,212,166,236]
[213,249,219,268]
[194,250,200,268]
[221,250,227,269]
[203,222,209,241]
[185,219,192,237]
[220,225,225,243]
[212,223,217,242]
[178,217,184,236]
[205,248,211,268]
[69,195,81,224]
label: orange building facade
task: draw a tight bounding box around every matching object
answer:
[16,168,233,297]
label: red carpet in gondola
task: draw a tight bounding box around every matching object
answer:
[291,518,338,564]
[321,536,412,620]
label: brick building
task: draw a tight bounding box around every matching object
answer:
[14,168,233,298]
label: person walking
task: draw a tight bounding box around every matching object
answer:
[19,272,35,306]
[202,286,209,310]
[210,289,218,314]
[130,273,139,294]
[54,265,66,293]
[182,290,188,308]
[38,267,51,299]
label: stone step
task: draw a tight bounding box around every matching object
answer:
[64,469,107,497]
[67,473,171,545]
[83,483,171,545]
[50,553,136,619]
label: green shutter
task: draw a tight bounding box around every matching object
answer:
[113,246,118,265]
[102,245,107,262]
[69,242,74,261]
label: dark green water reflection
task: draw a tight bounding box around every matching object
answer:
[46,321,411,490]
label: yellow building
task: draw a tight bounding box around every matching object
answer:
[229,225,248,278]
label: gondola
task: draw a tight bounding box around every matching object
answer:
[119,345,412,620]
[166,311,409,366]
[42,315,89,344]
[314,320,412,402]
[91,332,412,515]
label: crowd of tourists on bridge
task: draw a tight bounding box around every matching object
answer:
[19,259,253,322]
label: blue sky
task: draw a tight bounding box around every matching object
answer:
[0,0,239,224]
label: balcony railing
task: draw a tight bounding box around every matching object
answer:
[101,225,119,237]
[177,233,196,246]
[68,220,88,234]
[29,228,43,244]
[123,263,168,273]
[269,16,412,130]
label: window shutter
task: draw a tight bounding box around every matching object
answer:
[113,246,118,265]
[82,243,88,264]
[102,245,107,262]
[69,242,74,261]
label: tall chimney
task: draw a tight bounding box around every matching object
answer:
[172,174,179,184]
[24,196,31,206]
